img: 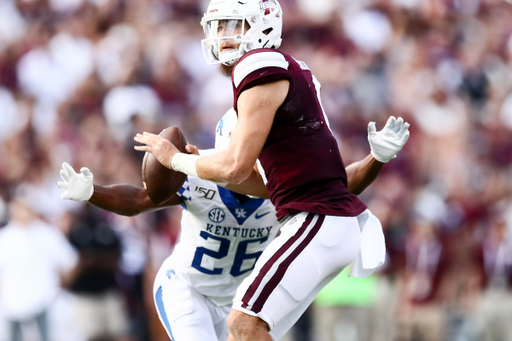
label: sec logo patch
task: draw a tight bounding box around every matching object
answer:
[209,208,225,223]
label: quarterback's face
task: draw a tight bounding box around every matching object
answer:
[216,19,248,52]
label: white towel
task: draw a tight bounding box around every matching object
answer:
[349,209,386,278]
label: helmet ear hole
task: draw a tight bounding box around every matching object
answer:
[263,28,273,35]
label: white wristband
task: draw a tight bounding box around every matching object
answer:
[171,153,200,177]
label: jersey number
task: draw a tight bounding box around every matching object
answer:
[191,231,268,277]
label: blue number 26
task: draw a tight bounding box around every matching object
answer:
[191,231,268,277]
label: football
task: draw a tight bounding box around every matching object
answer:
[142,126,188,204]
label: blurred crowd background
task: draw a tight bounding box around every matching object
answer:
[1,0,512,340]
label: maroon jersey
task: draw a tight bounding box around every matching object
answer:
[232,49,367,220]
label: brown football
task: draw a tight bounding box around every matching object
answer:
[142,126,188,204]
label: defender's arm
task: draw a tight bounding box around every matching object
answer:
[58,162,183,216]
[90,184,183,216]
[346,116,410,194]
[346,155,384,195]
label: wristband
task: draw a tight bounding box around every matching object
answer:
[171,153,200,177]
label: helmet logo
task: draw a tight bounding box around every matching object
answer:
[259,0,277,15]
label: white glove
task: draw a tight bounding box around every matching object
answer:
[368,116,410,163]
[57,162,94,201]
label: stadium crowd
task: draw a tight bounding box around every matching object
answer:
[1,0,512,340]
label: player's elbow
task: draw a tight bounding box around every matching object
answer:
[223,163,252,185]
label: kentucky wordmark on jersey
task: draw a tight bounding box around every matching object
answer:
[166,176,280,306]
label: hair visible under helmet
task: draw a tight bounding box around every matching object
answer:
[201,0,283,66]
[215,108,238,150]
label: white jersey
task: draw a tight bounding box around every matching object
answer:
[167,176,279,306]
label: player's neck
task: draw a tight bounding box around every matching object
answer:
[218,64,234,77]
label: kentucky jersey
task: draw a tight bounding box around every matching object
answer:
[232,49,367,220]
[167,176,279,306]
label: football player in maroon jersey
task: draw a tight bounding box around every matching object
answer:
[134,0,410,340]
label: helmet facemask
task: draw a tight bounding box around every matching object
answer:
[201,18,250,66]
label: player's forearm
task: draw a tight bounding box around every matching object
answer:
[346,154,384,195]
[89,184,158,216]
[196,151,254,184]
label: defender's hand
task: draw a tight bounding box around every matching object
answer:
[368,116,410,163]
[57,162,94,201]
[134,132,179,169]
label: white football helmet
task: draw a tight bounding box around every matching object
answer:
[215,108,238,150]
[201,0,283,66]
